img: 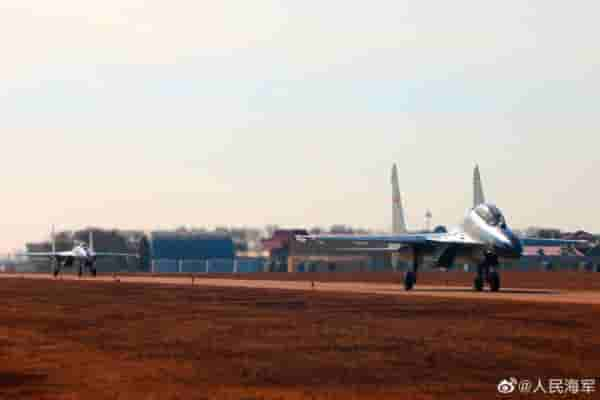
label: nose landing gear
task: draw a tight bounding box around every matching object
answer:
[488,270,500,292]
[82,259,97,277]
[52,259,61,277]
[404,271,416,290]
[474,253,501,292]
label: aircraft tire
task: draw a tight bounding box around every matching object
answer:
[91,268,97,277]
[77,266,83,277]
[489,271,500,292]
[473,276,484,291]
[404,271,416,291]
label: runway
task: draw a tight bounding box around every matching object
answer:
[3,273,600,305]
[2,272,600,399]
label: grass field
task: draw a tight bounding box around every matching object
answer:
[1,276,599,399]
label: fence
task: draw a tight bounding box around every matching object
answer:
[152,258,265,274]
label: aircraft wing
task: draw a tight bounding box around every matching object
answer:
[22,251,75,258]
[296,232,483,252]
[520,238,588,247]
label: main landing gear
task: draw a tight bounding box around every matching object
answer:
[404,248,422,291]
[52,259,61,277]
[77,262,97,277]
[474,253,501,292]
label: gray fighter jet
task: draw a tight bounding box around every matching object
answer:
[297,165,586,292]
[24,227,138,277]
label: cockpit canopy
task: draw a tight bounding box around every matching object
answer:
[474,204,506,227]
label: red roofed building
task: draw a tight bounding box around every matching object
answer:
[262,230,308,253]
[523,246,585,257]
[261,229,308,271]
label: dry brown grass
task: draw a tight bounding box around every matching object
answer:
[0,278,599,399]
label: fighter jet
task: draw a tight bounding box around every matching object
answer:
[297,165,587,292]
[24,227,138,277]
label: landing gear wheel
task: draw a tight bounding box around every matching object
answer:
[473,276,484,292]
[488,271,500,292]
[404,271,416,291]
[77,265,83,277]
[53,266,59,277]
[91,268,97,277]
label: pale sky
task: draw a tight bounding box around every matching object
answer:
[1,1,598,252]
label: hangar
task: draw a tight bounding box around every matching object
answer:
[151,232,236,273]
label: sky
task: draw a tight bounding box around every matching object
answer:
[1,1,599,252]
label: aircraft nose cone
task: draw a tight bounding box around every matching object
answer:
[503,230,523,258]
[495,229,522,258]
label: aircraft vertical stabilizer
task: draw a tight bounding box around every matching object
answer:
[391,164,407,234]
[473,165,485,207]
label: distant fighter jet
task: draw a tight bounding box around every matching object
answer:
[297,165,587,292]
[24,227,138,277]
